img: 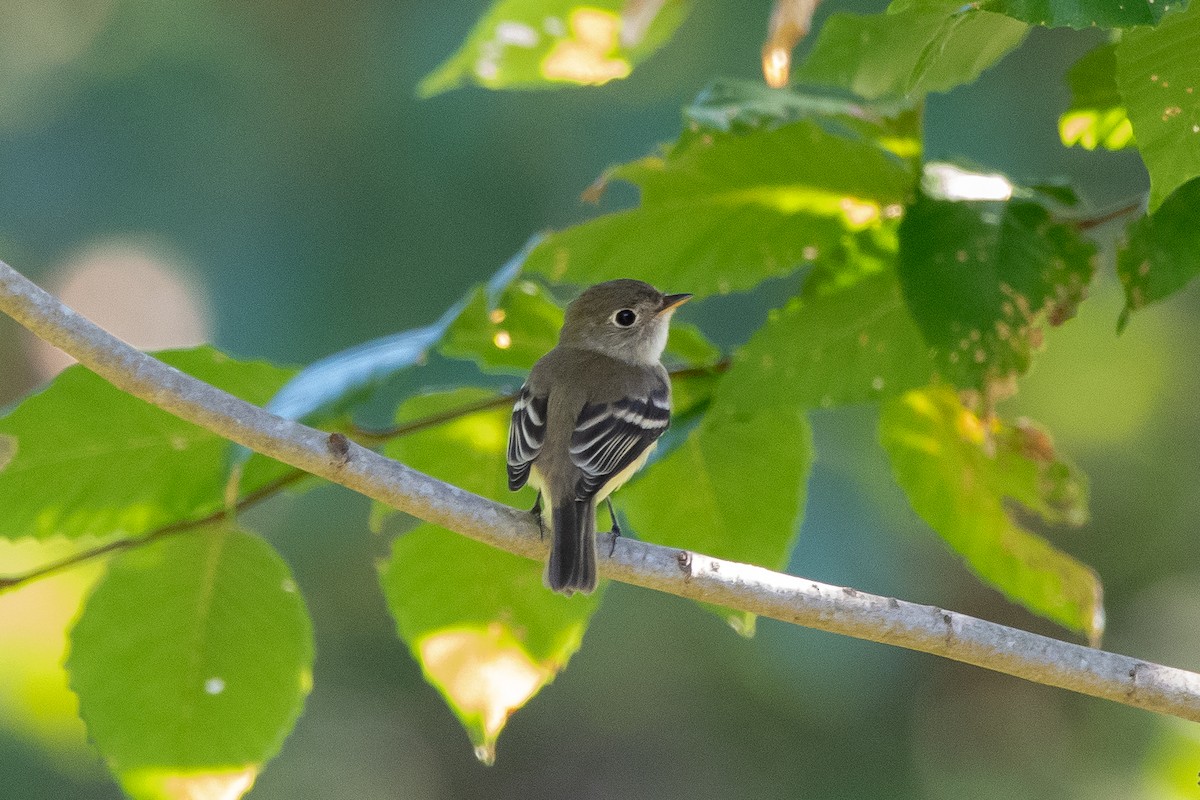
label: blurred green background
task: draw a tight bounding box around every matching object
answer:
[2,1,1200,798]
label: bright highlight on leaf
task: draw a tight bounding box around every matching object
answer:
[1059,109,1135,151]
[923,163,1014,202]
[418,626,554,765]
[67,528,313,800]
[121,766,258,800]
[880,386,1102,641]
[1059,43,1134,152]
[541,9,630,84]
[0,538,102,764]
[419,0,690,96]
[525,100,918,297]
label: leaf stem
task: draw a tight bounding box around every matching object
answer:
[0,470,307,591]
[0,353,726,591]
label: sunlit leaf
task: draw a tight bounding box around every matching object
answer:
[1059,43,1134,151]
[0,538,103,765]
[67,528,313,800]
[619,400,812,635]
[375,389,600,761]
[982,0,1185,28]
[880,386,1101,640]
[795,0,1029,101]
[440,279,564,375]
[1116,1,1200,211]
[419,0,689,96]
[730,269,934,410]
[683,79,923,164]
[524,117,917,298]
[897,192,1096,399]
[0,347,294,541]
[1116,176,1200,329]
[438,277,719,388]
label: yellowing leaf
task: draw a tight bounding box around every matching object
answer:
[420,0,690,96]
[541,9,630,84]
[121,766,258,800]
[880,386,1101,640]
[418,626,555,765]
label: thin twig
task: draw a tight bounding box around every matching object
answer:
[1075,201,1143,231]
[0,470,308,591]
[349,392,517,443]
[0,351,725,590]
[2,259,1200,725]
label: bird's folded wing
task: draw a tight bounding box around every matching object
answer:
[507,384,547,490]
[569,385,670,499]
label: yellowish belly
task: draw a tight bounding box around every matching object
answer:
[594,441,657,504]
[528,440,658,517]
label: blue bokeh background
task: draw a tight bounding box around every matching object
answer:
[2,2,1200,798]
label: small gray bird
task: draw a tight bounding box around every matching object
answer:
[506,279,692,595]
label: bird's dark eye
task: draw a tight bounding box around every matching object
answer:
[614,309,637,327]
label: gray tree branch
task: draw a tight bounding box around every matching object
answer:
[2,259,1199,723]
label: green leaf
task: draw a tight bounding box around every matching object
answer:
[419,0,689,96]
[795,1,1029,101]
[1116,176,1200,328]
[730,269,934,410]
[664,321,722,368]
[1059,43,1134,151]
[372,388,519,532]
[619,401,812,635]
[1116,1,1200,211]
[67,528,313,800]
[982,0,1185,28]
[0,347,295,541]
[897,191,1096,397]
[375,389,600,762]
[380,526,598,765]
[524,117,917,298]
[683,78,922,151]
[880,387,1101,640]
[440,279,564,375]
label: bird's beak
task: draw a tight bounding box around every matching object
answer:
[659,293,693,314]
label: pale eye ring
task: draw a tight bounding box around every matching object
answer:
[613,308,637,327]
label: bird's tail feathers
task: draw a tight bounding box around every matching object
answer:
[546,498,596,595]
